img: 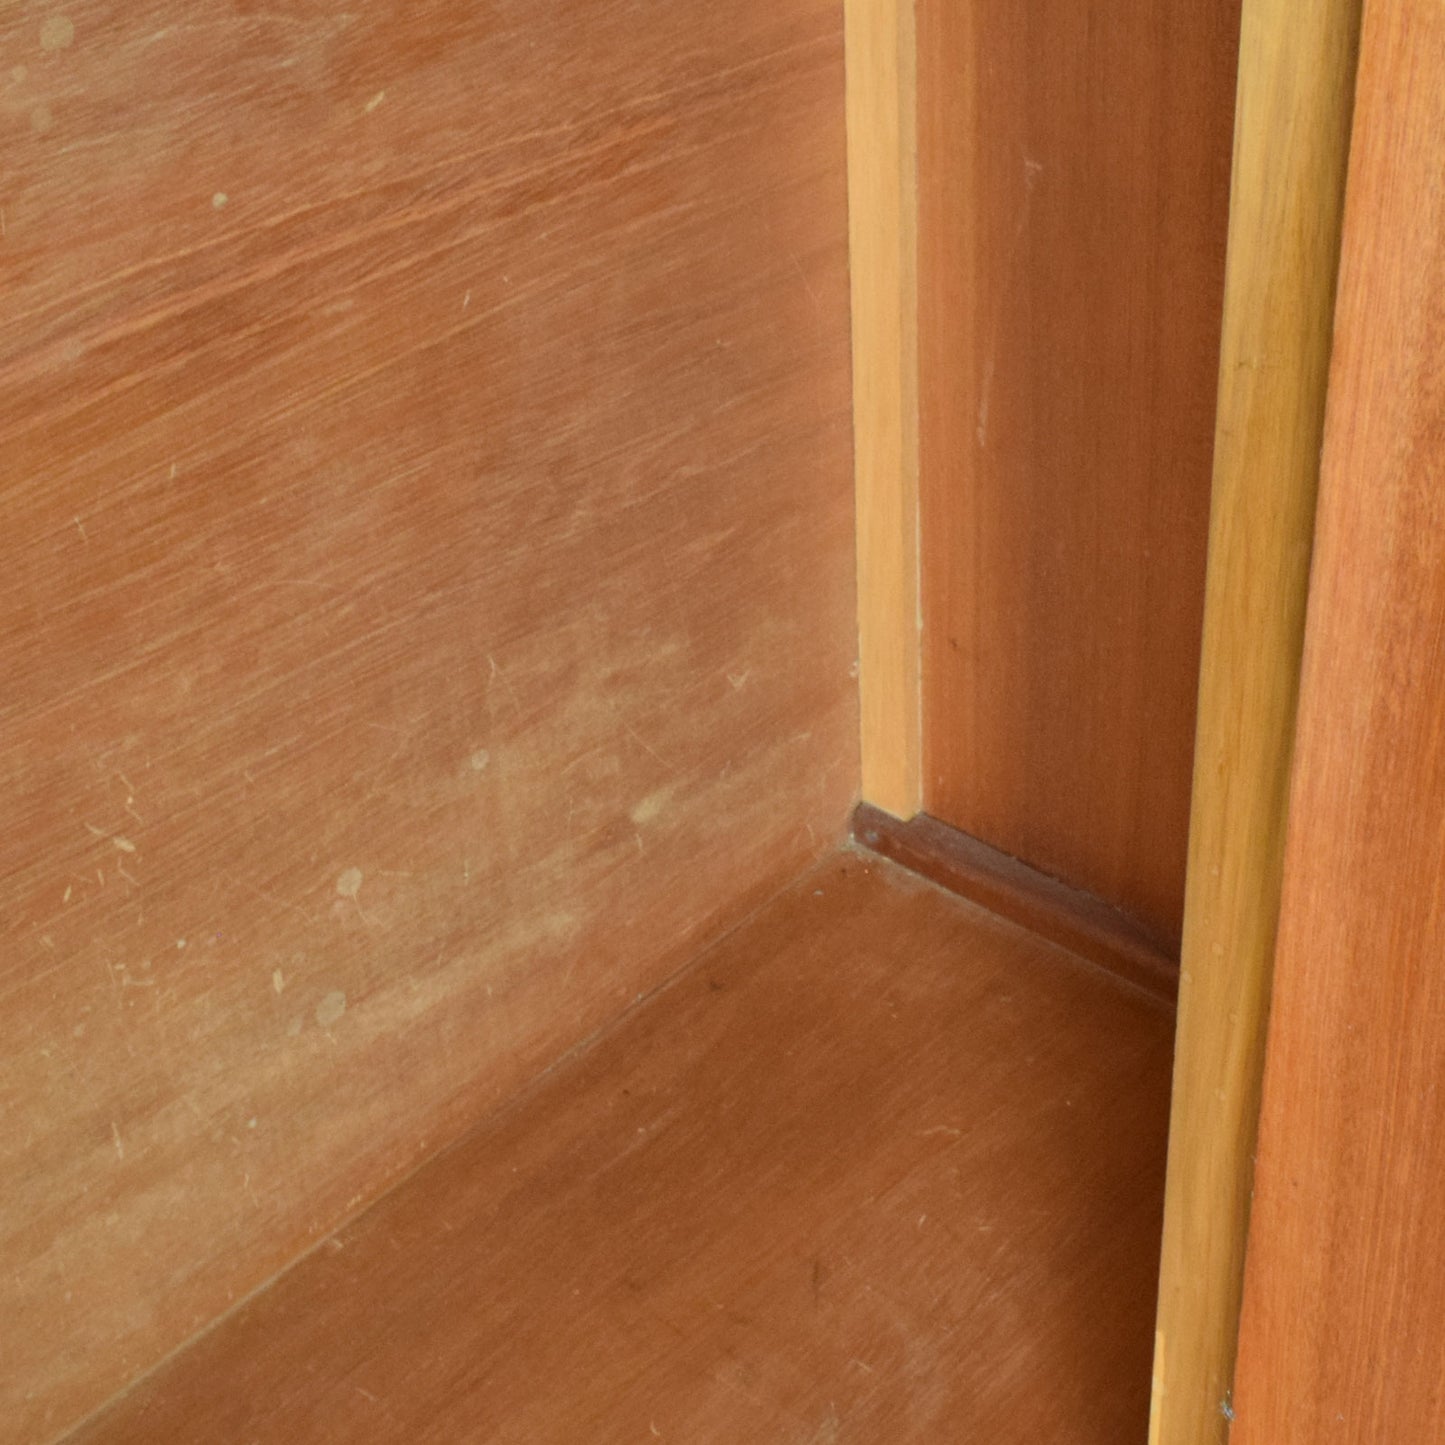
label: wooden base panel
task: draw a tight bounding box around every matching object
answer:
[854,804,1179,1002]
[69,851,1174,1444]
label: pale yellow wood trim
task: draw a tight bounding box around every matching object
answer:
[1149,4,1363,1442]
[846,0,921,818]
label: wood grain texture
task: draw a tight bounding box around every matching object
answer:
[1148,4,1362,1441]
[1231,6,1445,1441]
[0,4,857,1438]
[917,0,1241,944]
[847,0,920,818]
[853,804,1177,1001]
[70,850,1175,1444]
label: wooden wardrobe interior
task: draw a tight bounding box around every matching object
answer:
[1,0,1389,1441]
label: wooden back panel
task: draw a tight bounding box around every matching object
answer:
[1232,5,1445,1440]
[0,3,856,1437]
[916,0,1240,945]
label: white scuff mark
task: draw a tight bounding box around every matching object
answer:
[727,670,750,690]
[315,990,347,1029]
[335,867,363,900]
[40,15,76,51]
[110,1122,124,1160]
[630,786,673,826]
[462,290,471,310]
[72,516,88,542]
[468,748,490,773]
[364,90,385,113]
[977,348,996,449]
[212,192,228,210]
[273,968,285,994]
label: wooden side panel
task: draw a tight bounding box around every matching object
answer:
[1148,4,1362,1441]
[1231,6,1445,1441]
[846,0,920,818]
[0,3,857,1439]
[917,0,1240,944]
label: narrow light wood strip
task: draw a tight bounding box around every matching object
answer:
[846,0,921,818]
[1148,4,1363,1442]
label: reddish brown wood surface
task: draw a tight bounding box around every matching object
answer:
[917,0,1240,945]
[0,4,856,1438]
[853,804,1177,1001]
[1231,6,1445,1440]
[71,851,1175,1444]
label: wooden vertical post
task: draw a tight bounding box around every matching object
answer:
[1148,3,1362,1442]
[1229,6,1445,1438]
[846,0,921,819]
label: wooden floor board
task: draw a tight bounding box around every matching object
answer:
[70,852,1173,1444]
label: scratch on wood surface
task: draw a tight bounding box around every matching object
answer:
[487,655,525,720]
[622,721,678,772]
[84,823,137,854]
[225,872,316,926]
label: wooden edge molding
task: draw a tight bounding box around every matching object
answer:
[1148,2,1364,1442]
[852,803,1179,1003]
[846,0,922,819]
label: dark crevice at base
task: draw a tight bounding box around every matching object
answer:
[852,804,1179,1004]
